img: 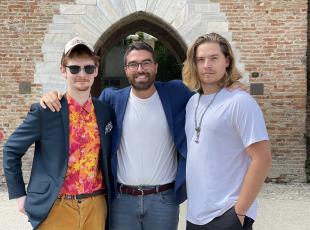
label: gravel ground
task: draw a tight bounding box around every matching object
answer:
[1,183,310,230]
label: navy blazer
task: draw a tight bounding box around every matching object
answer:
[3,97,114,229]
[99,80,193,204]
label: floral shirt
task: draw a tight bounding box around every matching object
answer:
[60,95,104,195]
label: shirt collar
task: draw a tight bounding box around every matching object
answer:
[66,94,92,113]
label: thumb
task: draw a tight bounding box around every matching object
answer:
[57,90,63,100]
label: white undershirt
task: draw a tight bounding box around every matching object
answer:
[117,89,177,186]
[185,89,269,225]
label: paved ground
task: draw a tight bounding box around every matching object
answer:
[1,183,310,230]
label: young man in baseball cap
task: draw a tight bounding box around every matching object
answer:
[3,37,114,229]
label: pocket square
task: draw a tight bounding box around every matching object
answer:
[105,121,113,134]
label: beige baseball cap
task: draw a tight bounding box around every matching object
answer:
[64,37,94,55]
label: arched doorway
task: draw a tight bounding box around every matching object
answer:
[91,12,187,96]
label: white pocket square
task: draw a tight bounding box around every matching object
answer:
[105,121,113,134]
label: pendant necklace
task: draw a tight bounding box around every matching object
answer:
[194,91,219,143]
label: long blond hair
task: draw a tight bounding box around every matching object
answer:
[183,33,241,91]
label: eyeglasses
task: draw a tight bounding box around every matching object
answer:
[125,60,154,71]
[65,65,96,74]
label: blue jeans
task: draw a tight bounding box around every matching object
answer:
[110,188,180,230]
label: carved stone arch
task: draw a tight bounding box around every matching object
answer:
[95,11,187,64]
[90,11,189,95]
[35,0,248,94]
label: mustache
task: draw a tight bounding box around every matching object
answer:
[202,72,216,74]
[74,76,90,80]
[134,72,150,77]
[74,79,90,82]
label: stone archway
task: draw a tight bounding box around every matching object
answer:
[91,11,188,96]
[34,0,248,94]
[95,11,187,63]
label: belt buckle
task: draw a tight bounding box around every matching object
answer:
[137,186,144,196]
[67,194,76,200]
[119,184,123,194]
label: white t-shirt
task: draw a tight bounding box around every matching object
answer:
[117,89,177,186]
[185,88,269,225]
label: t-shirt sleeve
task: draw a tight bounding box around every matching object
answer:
[230,92,269,148]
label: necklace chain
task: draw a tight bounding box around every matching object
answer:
[194,91,219,143]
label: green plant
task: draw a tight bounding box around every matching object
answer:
[154,41,181,82]
[137,32,144,40]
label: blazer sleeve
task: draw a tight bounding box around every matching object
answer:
[98,88,108,103]
[3,103,41,199]
[98,87,117,106]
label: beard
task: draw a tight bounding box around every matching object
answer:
[128,72,155,91]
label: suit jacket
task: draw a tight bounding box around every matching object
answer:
[99,80,193,204]
[3,97,114,229]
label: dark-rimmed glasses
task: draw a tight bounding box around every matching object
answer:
[125,60,154,71]
[65,65,96,74]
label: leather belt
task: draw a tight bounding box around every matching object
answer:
[58,189,106,200]
[118,182,175,196]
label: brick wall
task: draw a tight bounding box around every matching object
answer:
[219,0,307,181]
[306,0,310,180]
[0,0,74,184]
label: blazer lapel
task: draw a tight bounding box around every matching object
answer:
[155,82,174,139]
[114,87,130,149]
[60,98,69,157]
[93,99,108,159]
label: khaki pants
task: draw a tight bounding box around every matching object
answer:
[38,194,107,230]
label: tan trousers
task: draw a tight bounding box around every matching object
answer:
[38,194,107,230]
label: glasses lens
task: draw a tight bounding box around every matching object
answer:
[67,65,81,74]
[127,63,138,71]
[84,65,96,74]
[126,61,153,71]
[141,61,152,69]
[66,65,96,74]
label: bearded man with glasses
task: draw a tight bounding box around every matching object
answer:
[98,42,192,230]
[3,37,114,230]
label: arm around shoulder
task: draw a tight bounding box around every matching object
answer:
[168,79,194,100]
[39,90,63,112]
[98,88,114,104]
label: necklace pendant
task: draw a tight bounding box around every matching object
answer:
[194,91,219,145]
[195,128,200,143]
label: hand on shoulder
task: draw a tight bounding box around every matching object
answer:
[39,90,63,112]
[227,81,248,92]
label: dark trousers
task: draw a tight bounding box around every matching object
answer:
[186,207,254,230]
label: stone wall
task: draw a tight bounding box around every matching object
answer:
[0,0,307,185]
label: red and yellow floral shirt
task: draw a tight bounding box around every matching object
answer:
[60,95,104,195]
